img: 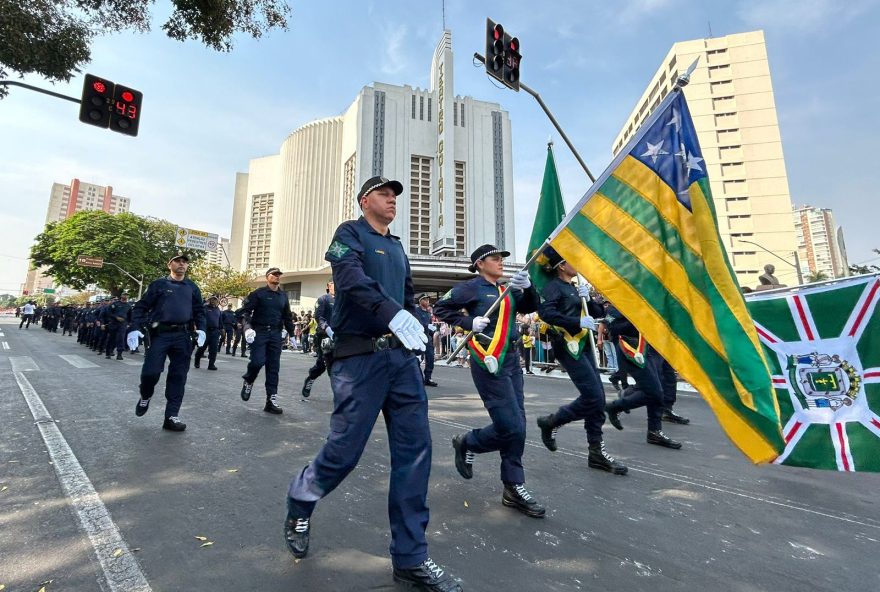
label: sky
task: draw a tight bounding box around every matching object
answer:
[2,0,879,295]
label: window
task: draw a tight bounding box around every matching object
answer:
[409,155,432,255]
[455,161,466,255]
[285,283,302,307]
[411,95,416,119]
[428,97,432,122]
[419,96,424,121]
[460,103,465,127]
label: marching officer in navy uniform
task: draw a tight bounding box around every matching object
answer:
[103,293,132,360]
[285,176,461,592]
[130,253,206,432]
[433,244,546,519]
[602,304,683,449]
[238,267,295,414]
[300,281,335,398]
[221,304,237,355]
[533,247,627,475]
[194,295,221,370]
[414,293,438,387]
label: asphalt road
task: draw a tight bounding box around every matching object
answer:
[1,318,879,592]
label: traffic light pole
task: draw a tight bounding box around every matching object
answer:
[0,81,80,104]
[473,53,597,184]
[104,262,144,299]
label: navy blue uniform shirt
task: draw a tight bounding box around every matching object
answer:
[240,286,295,334]
[537,277,584,336]
[314,293,335,334]
[326,216,415,338]
[131,276,206,330]
[220,310,237,327]
[204,304,222,329]
[433,276,539,342]
[604,304,639,339]
[414,307,434,334]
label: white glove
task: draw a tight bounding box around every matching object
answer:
[428,323,437,332]
[577,284,591,298]
[126,331,141,351]
[281,329,288,339]
[508,270,531,290]
[195,330,206,347]
[388,309,428,352]
[471,316,490,333]
[579,316,597,331]
[326,326,334,339]
[245,329,256,344]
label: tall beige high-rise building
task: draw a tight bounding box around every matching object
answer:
[22,179,131,296]
[793,205,848,280]
[612,30,800,287]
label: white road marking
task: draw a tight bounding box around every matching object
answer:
[429,415,880,531]
[12,370,152,592]
[120,359,143,367]
[1,341,9,350]
[59,354,101,369]
[10,356,38,372]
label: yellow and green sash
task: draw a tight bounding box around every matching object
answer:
[554,324,590,360]
[618,333,646,368]
[468,286,516,375]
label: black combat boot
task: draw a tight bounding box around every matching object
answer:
[284,498,310,559]
[162,416,187,432]
[502,483,545,518]
[116,352,123,360]
[536,414,558,451]
[451,434,473,479]
[240,380,253,401]
[588,441,628,475]
[264,393,283,414]
[392,558,463,591]
[301,377,315,398]
[662,408,690,424]
[606,400,624,430]
[647,430,682,449]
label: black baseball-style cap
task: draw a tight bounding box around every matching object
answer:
[468,244,511,273]
[266,267,282,276]
[358,176,403,202]
[543,246,566,270]
[167,252,190,265]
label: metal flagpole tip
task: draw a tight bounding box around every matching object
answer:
[674,57,701,90]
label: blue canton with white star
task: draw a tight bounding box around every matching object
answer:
[631,93,705,211]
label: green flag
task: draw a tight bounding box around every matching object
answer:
[527,144,567,293]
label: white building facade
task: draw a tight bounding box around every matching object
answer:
[793,205,849,280]
[229,31,516,309]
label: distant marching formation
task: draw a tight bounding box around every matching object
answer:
[18,176,693,592]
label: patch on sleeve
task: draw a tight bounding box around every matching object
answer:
[439,289,453,301]
[327,240,352,259]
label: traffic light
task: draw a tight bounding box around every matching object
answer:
[484,18,521,92]
[110,84,143,137]
[503,35,521,92]
[485,18,505,84]
[78,74,114,128]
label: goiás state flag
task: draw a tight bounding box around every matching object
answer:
[547,86,785,463]
[746,274,880,471]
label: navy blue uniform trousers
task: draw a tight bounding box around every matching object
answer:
[104,321,127,355]
[242,328,282,394]
[139,331,193,418]
[465,357,527,485]
[552,342,607,444]
[614,344,674,431]
[288,348,431,570]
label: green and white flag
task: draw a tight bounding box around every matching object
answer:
[745,274,880,471]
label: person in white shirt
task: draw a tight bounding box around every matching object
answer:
[19,301,36,329]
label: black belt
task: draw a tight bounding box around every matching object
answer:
[333,334,403,359]
[154,322,188,333]
[253,324,281,331]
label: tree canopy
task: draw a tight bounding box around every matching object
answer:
[29,210,201,297]
[0,0,291,96]
[188,261,256,301]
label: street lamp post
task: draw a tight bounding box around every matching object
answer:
[105,261,144,299]
[737,239,803,285]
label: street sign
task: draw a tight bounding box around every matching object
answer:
[77,255,105,268]
[42,288,55,294]
[175,227,219,252]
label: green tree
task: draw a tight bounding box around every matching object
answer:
[849,248,880,275]
[29,211,201,297]
[0,0,291,97]
[0,293,16,308]
[806,270,829,283]
[188,261,256,301]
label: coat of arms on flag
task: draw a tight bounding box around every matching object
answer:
[746,274,880,472]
